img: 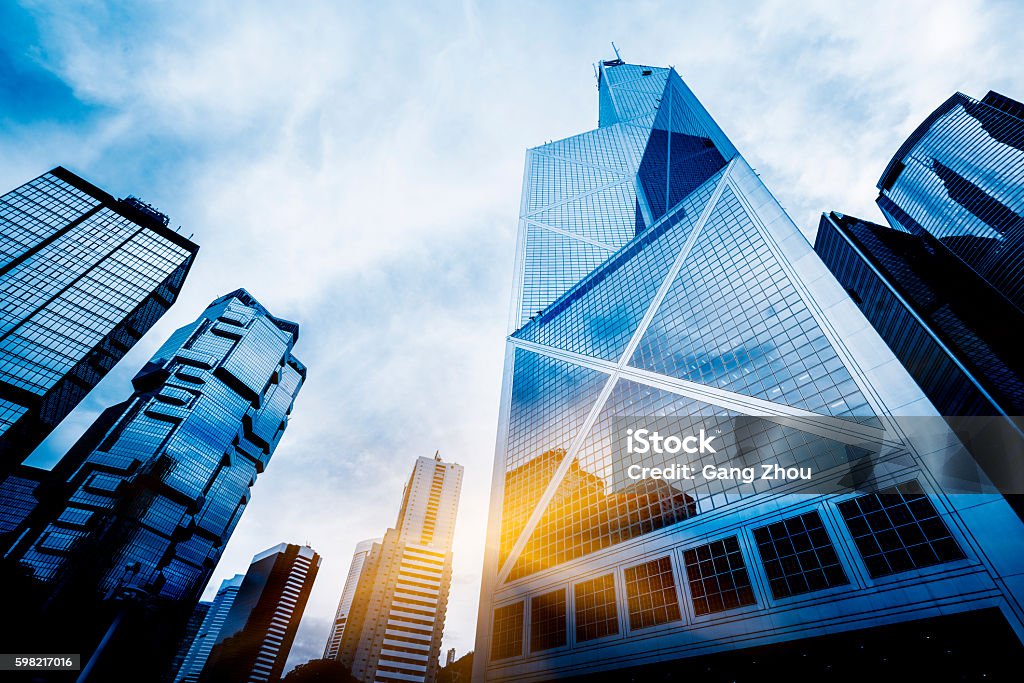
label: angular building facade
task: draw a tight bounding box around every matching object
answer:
[201,544,321,683]
[337,454,464,683]
[1,288,305,680]
[876,91,1024,311]
[0,166,197,468]
[175,574,245,683]
[815,210,1024,420]
[324,537,382,661]
[473,60,1024,681]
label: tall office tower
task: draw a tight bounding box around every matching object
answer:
[0,166,198,468]
[2,288,305,681]
[201,544,321,683]
[473,59,1024,681]
[175,574,245,683]
[815,211,1024,419]
[876,91,1024,310]
[338,454,464,683]
[324,538,382,660]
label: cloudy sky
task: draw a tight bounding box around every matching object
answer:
[4,0,1023,673]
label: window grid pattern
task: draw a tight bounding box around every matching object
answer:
[837,479,966,578]
[510,376,864,580]
[0,173,99,266]
[513,170,723,362]
[530,588,567,652]
[521,226,612,324]
[499,350,608,566]
[683,536,756,616]
[490,602,524,661]
[528,182,638,247]
[623,556,682,630]
[525,153,623,213]
[574,573,619,643]
[753,511,849,600]
[631,187,873,418]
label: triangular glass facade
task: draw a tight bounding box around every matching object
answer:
[478,60,1024,682]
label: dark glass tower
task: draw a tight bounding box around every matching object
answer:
[0,166,198,468]
[474,60,1024,681]
[2,288,305,681]
[200,544,321,683]
[876,91,1024,311]
[815,211,1024,419]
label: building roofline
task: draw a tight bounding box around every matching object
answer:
[48,166,199,253]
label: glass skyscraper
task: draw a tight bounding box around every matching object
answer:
[473,60,1024,681]
[201,544,321,683]
[876,91,1024,310]
[0,166,198,468]
[2,288,305,681]
[175,574,245,683]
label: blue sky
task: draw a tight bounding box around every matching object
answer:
[3,0,1023,673]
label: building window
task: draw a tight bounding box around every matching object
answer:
[623,556,681,630]
[490,602,524,661]
[837,479,965,578]
[530,588,567,652]
[753,511,849,599]
[683,536,756,616]
[574,574,619,643]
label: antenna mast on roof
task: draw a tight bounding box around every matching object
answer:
[611,41,622,61]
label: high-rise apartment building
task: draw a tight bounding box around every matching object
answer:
[175,574,245,683]
[337,454,464,683]
[876,91,1024,311]
[201,544,321,683]
[473,59,1024,681]
[324,537,381,660]
[0,166,197,467]
[2,288,305,680]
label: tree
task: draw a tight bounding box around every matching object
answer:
[282,658,360,683]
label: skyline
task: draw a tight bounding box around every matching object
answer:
[3,0,1024,673]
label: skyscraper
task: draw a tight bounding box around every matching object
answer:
[876,91,1024,310]
[201,544,321,683]
[0,166,198,468]
[473,59,1024,681]
[815,92,1024,519]
[2,288,305,680]
[815,210,1024,420]
[169,600,213,681]
[175,574,245,683]
[337,454,464,683]
[324,537,382,660]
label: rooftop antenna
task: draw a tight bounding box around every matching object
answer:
[611,41,622,61]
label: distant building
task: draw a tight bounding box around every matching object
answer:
[337,454,464,683]
[202,545,321,683]
[0,167,197,468]
[175,575,245,683]
[168,601,212,681]
[323,538,381,660]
